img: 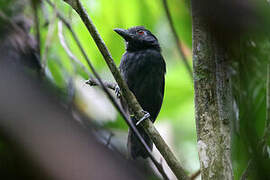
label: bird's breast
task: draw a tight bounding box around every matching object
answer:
[120,49,165,91]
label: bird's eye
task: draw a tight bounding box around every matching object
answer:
[137,30,145,35]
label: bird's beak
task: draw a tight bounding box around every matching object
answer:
[114,28,133,41]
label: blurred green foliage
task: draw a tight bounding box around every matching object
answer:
[231,35,270,179]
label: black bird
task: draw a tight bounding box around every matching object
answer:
[114,26,166,159]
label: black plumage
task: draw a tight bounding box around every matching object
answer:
[114,26,166,159]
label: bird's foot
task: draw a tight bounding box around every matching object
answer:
[136,110,150,126]
[114,85,121,98]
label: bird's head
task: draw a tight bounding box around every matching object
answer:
[114,26,160,52]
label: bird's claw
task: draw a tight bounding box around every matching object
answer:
[114,85,121,98]
[136,110,150,126]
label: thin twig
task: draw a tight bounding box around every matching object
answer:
[0,11,28,38]
[261,64,270,146]
[45,1,170,179]
[42,11,57,70]
[240,159,253,180]
[241,64,270,180]
[162,0,193,79]
[31,0,41,57]
[86,78,117,91]
[58,21,90,76]
[61,0,188,179]
[58,19,88,105]
[58,22,117,90]
[266,64,270,127]
[0,10,23,33]
[41,1,50,26]
[190,169,200,180]
[58,20,127,151]
[57,26,128,157]
[106,132,114,147]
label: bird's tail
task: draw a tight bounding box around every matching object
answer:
[127,127,153,159]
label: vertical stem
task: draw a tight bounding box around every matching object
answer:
[161,0,193,79]
[191,1,233,179]
[266,64,270,127]
[262,63,270,145]
[32,0,41,56]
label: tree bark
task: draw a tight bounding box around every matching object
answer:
[191,1,234,179]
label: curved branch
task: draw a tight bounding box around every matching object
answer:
[58,21,90,75]
[162,0,193,79]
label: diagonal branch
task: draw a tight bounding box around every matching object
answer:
[162,0,193,79]
[190,169,200,180]
[58,21,117,90]
[45,0,170,179]
[58,21,90,75]
[61,0,188,179]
